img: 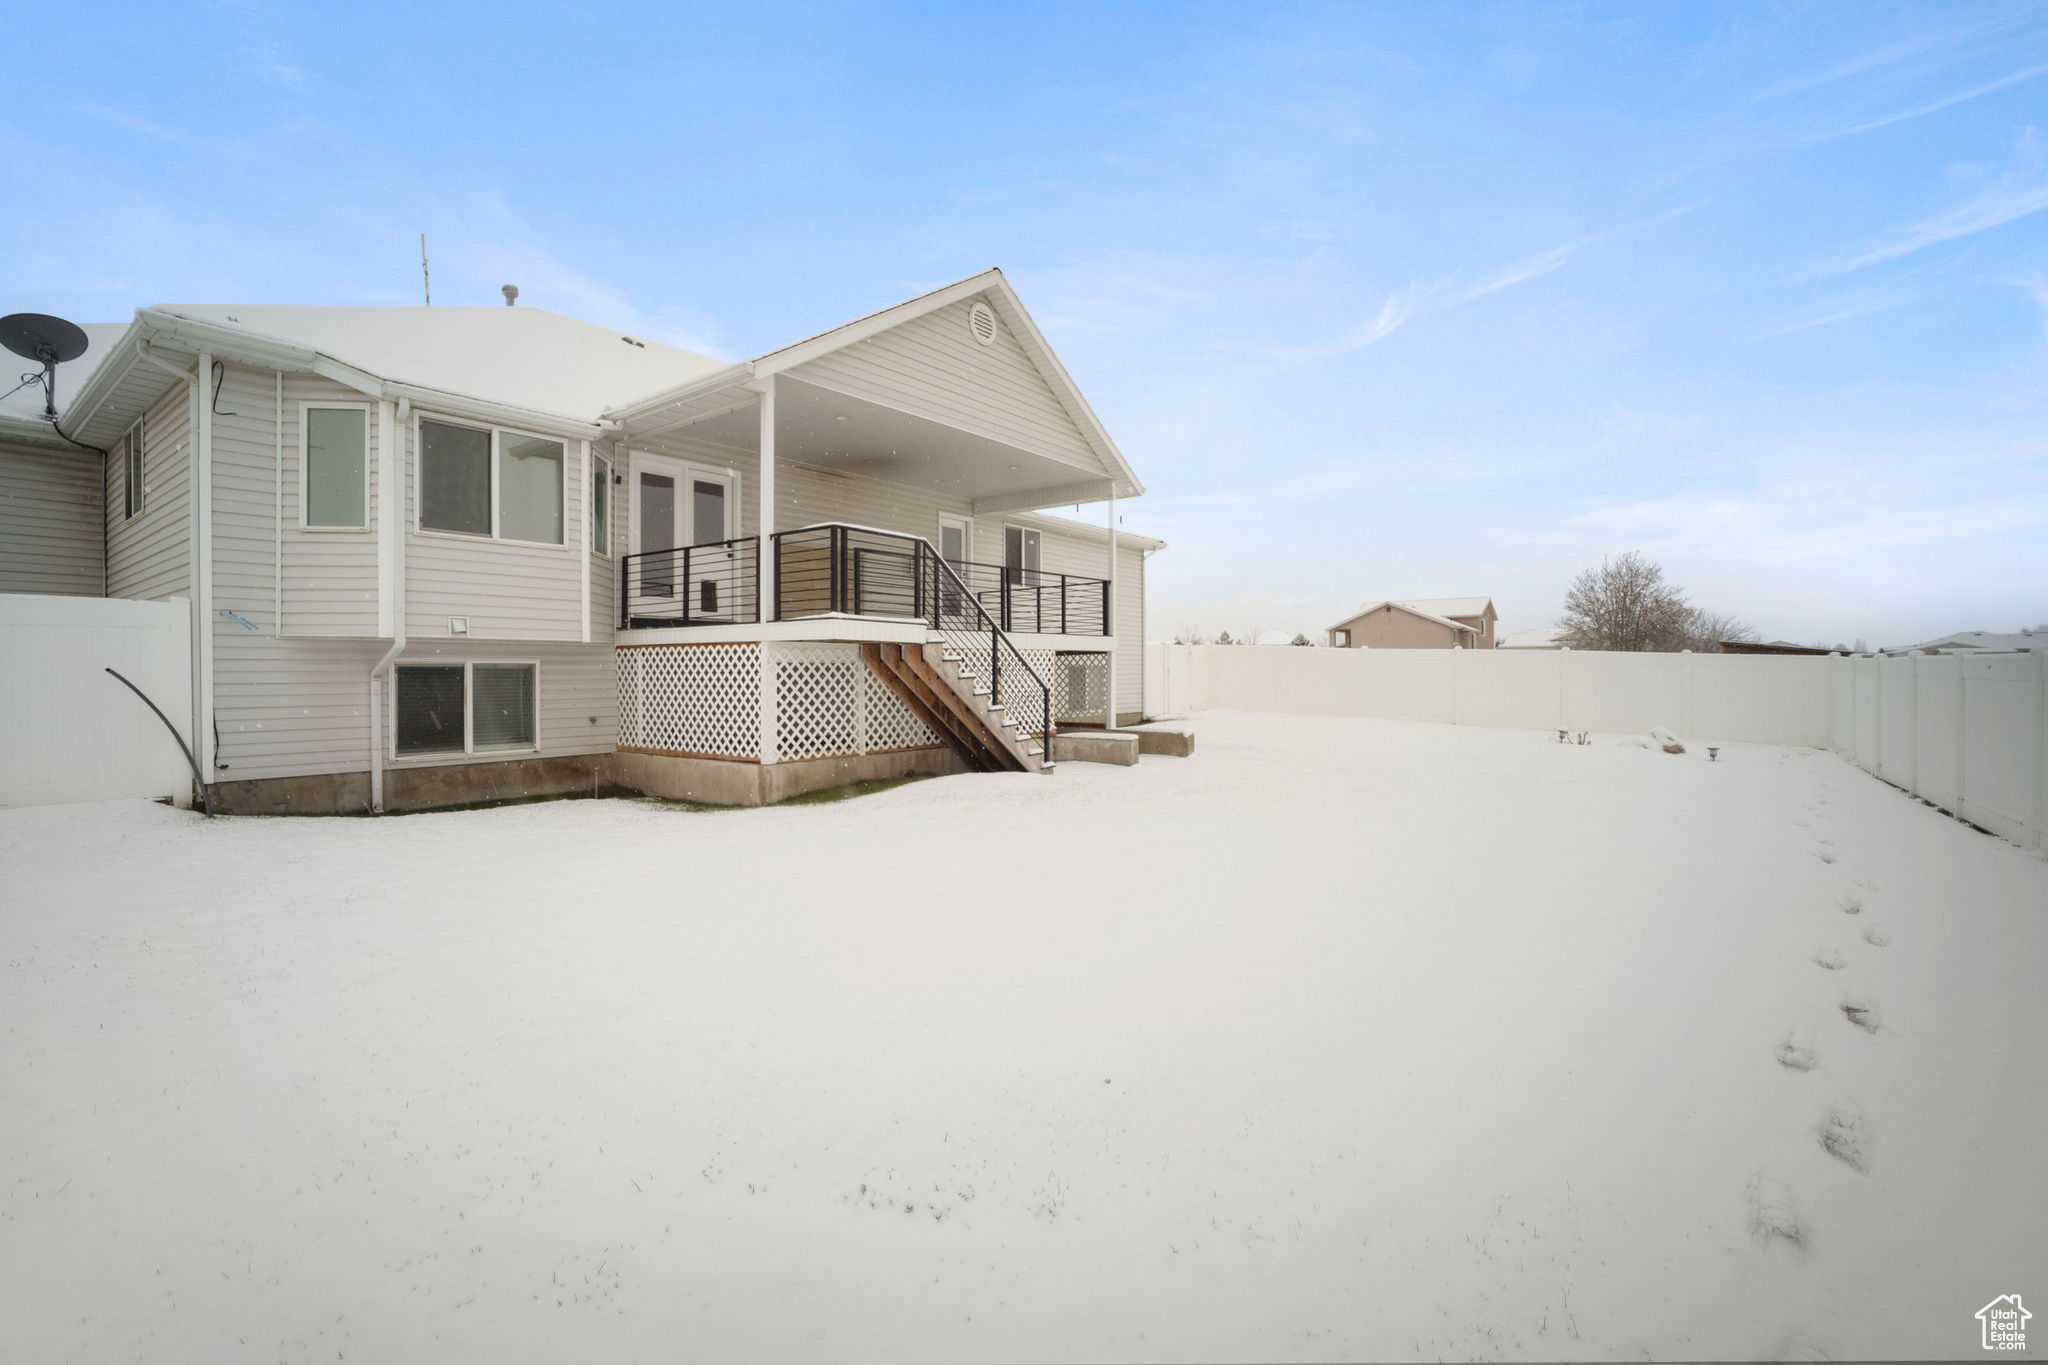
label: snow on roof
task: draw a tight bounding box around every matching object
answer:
[1393,596,1493,619]
[1496,628,1562,649]
[148,306,726,425]
[1884,630,2042,655]
[1331,600,1480,635]
[0,322,130,439]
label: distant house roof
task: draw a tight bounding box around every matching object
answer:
[1330,600,1481,636]
[1883,630,2043,655]
[1393,596,1494,620]
[1721,640,1835,656]
[1495,628,1561,650]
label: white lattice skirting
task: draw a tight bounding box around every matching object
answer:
[618,641,940,764]
[1055,651,1111,724]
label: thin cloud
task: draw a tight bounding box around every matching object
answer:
[1762,12,2042,97]
[1797,61,2048,143]
[1838,175,2048,271]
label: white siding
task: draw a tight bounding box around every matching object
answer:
[405,408,585,643]
[105,378,191,602]
[788,298,1107,474]
[0,445,102,596]
[206,363,617,784]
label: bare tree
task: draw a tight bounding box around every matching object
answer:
[1555,552,1694,651]
[1675,608,1760,653]
[1174,626,1206,645]
[1555,552,1757,652]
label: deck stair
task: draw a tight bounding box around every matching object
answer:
[861,642,1053,774]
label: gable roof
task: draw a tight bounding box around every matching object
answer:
[1397,596,1494,620]
[1330,600,1480,636]
[602,269,1143,505]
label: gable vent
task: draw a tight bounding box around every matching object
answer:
[967,301,997,346]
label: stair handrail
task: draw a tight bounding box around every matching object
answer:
[916,539,1053,751]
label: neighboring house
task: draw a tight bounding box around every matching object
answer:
[0,270,1162,812]
[1494,628,1561,650]
[1326,597,1496,649]
[1881,629,2045,656]
[1720,640,1836,656]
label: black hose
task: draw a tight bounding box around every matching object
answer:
[105,668,213,817]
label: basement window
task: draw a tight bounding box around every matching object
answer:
[419,417,565,545]
[395,662,539,757]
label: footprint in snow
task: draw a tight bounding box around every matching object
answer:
[1774,1038,1819,1072]
[1862,929,1892,947]
[1812,947,1848,971]
[1839,997,1880,1033]
[1819,1107,1871,1173]
[1748,1174,1808,1250]
[1812,849,1837,864]
[1836,893,1862,915]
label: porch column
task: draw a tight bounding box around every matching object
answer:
[755,375,777,621]
[1106,490,1117,728]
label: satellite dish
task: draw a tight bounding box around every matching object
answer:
[1,313,91,422]
[1,313,89,365]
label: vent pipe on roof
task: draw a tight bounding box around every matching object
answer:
[502,285,519,307]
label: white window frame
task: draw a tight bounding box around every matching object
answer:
[591,453,613,558]
[937,512,972,566]
[390,659,542,761]
[413,412,572,549]
[296,400,373,533]
[1003,523,1042,585]
[124,417,145,520]
[627,450,742,555]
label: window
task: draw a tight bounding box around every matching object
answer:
[394,662,539,757]
[421,419,491,536]
[472,664,537,751]
[691,478,726,545]
[123,418,145,519]
[420,419,564,544]
[1333,629,1350,647]
[592,454,610,554]
[396,665,466,755]
[1004,525,1041,586]
[500,434,564,543]
[304,406,367,528]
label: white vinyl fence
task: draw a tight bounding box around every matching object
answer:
[1,594,194,809]
[1146,643,2048,852]
[1831,650,2048,852]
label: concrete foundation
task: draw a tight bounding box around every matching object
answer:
[1052,731,1140,766]
[209,753,613,816]
[1120,728,1195,757]
[614,745,969,807]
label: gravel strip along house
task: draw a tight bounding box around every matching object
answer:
[0,271,1162,811]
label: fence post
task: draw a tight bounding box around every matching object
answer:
[1954,654,1967,826]
[2035,648,2047,852]
[1451,645,1462,727]
[1909,651,1921,798]
[1682,649,1693,739]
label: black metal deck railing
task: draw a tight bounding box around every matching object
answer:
[769,523,1053,744]
[620,535,760,628]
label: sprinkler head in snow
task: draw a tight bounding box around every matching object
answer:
[1708,747,1720,762]
[1558,729,1568,743]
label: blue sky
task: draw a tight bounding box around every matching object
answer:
[8,2,2046,647]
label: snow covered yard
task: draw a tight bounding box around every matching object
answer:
[3,712,2042,1363]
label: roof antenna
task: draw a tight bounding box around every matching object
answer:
[1,312,91,421]
[502,284,519,307]
[421,233,431,306]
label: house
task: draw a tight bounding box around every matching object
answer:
[1326,597,1496,650]
[0,270,1163,812]
[1494,628,1561,650]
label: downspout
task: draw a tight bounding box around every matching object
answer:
[192,351,215,796]
[368,395,409,812]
